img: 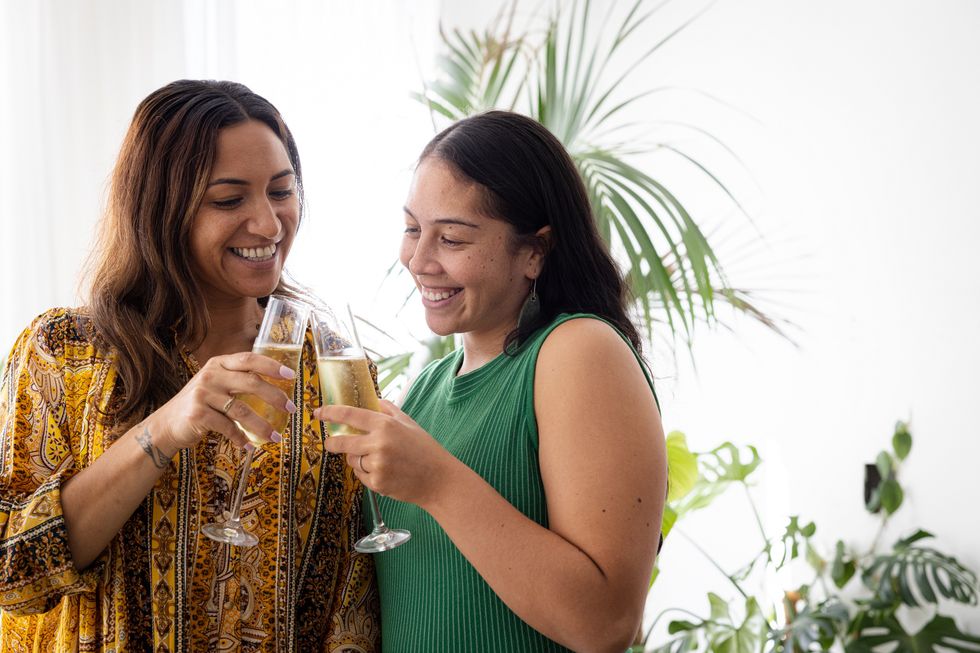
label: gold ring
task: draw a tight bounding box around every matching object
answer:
[357,455,367,474]
[220,396,236,415]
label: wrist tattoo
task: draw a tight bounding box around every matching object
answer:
[137,425,172,469]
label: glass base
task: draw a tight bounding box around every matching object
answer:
[202,519,259,547]
[355,527,411,553]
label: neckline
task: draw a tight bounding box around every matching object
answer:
[447,348,510,402]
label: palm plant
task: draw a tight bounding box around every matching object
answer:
[403,0,785,353]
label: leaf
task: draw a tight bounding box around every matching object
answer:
[879,477,904,515]
[806,542,826,574]
[831,540,857,589]
[846,612,980,652]
[666,431,699,501]
[376,352,413,392]
[661,504,678,540]
[893,421,912,460]
[876,451,893,479]
[863,533,979,607]
[771,599,848,653]
[896,529,934,547]
[669,620,700,634]
[706,596,768,653]
[708,592,731,623]
[776,516,817,569]
[669,442,761,520]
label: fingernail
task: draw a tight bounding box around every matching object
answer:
[270,431,282,443]
[244,443,255,452]
[285,400,297,414]
[280,365,296,379]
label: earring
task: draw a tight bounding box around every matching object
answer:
[515,278,540,334]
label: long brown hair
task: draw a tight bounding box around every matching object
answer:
[85,80,305,425]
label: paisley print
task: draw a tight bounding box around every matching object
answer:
[0,308,380,651]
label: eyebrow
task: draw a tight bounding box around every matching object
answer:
[208,169,295,187]
[403,206,480,229]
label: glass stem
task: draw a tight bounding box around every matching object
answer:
[227,446,256,522]
[365,488,388,532]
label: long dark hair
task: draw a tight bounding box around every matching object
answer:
[85,79,305,426]
[420,110,642,354]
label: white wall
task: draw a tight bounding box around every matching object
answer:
[441,0,980,641]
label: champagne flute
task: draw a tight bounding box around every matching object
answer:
[313,304,411,553]
[202,295,311,547]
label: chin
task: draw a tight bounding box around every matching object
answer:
[424,316,459,337]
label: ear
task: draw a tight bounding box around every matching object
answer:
[526,225,552,279]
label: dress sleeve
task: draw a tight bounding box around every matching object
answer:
[0,315,101,615]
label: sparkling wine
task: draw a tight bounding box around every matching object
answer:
[317,355,380,435]
[234,343,302,446]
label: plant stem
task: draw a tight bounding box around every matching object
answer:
[677,529,749,599]
[866,511,890,560]
[743,482,768,543]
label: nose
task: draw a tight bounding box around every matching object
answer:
[405,233,441,277]
[247,198,283,241]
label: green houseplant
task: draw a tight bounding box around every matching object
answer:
[645,422,980,652]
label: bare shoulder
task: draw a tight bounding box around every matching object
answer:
[536,317,646,386]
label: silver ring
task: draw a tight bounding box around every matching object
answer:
[220,396,236,415]
[357,455,367,474]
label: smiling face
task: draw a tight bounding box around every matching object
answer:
[189,119,299,306]
[400,158,545,344]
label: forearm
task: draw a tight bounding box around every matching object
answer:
[61,418,177,569]
[423,459,642,652]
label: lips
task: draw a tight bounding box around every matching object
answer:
[231,243,277,262]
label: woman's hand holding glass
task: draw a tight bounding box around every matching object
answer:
[317,400,456,508]
[312,305,411,553]
[147,351,297,455]
[201,296,310,547]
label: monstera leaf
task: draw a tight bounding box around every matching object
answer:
[669,442,761,520]
[648,594,768,653]
[846,613,980,653]
[771,598,849,653]
[863,530,979,608]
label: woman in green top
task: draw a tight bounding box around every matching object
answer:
[320,111,667,652]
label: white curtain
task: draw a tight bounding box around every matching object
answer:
[0,0,438,353]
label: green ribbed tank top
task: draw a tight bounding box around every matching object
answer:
[372,313,655,652]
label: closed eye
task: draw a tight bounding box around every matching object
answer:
[213,197,243,209]
[270,189,294,200]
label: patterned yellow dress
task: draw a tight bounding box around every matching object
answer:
[0,308,380,652]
